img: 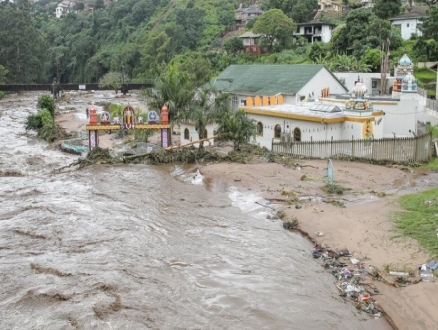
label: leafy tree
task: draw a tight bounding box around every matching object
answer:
[0,65,8,84]
[94,0,105,10]
[171,52,213,88]
[173,5,206,51]
[373,0,402,19]
[252,9,296,51]
[307,42,331,62]
[37,94,56,118]
[420,6,438,41]
[73,2,85,11]
[266,0,318,23]
[412,38,438,61]
[224,36,244,55]
[140,30,173,73]
[0,0,47,83]
[98,71,129,93]
[363,48,381,72]
[245,17,258,30]
[331,8,376,55]
[216,109,257,151]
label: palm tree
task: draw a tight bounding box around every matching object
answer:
[187,89,216,150]
[144,64,195,127]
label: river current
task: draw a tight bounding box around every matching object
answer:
[0,93,388,329]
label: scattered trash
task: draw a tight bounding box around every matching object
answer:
[426,261,438,270]
[389,271,410,277]
[358,293,371,302]
[420,263,436,282]
[283,219,298,230]
[373,311,382,319]
[310,245,386,320]
[350,257,360,265]
[295,205,302,209]
[316,231,324,237]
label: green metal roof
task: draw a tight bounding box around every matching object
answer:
[210,64,344,96]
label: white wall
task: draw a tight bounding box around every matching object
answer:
[391,18,422,40]
[334,72,396,95]
[320,25,332,43]
[299,68,348,99]
[179,123,216,148]
[247,113,347,149]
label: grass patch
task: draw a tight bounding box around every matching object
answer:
[393,187,438,258]
[414,67,437,81]
[421,158,438,171]
[322,182,348,195]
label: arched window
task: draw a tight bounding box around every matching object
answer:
[257,122,263,136]
[184,128,190,140]
[204,128,208,139]
[294,127,301,142]
[274,124,281,138]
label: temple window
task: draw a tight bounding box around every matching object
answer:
[184,128,190,140]
[257,122,263,136]
[294,127,302,142]
[274,124,281,138]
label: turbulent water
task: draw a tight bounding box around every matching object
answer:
[0,93,389,329]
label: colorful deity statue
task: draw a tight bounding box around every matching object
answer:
[122,106,135,129]
[346,82,373,111]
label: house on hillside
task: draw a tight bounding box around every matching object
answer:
[294,21,336,43]
[55,1,74,18]
[235,4,264,29]
[238,32,267,55]
[361,0,374,8]
[389,10,426,40]
[318,0,343,11]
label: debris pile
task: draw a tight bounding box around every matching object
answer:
[79,147,122,168]
[311,245,384,319]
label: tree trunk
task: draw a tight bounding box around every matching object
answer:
[380,38,390,94]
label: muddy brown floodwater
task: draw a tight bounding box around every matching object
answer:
[0,92,391,329]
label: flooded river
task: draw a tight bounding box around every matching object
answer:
[0,93,390,329]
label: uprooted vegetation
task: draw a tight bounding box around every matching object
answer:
[65,144,272,170]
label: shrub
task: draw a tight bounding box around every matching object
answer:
[37,94,55,118]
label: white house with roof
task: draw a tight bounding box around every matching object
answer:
[55,1,74,18]
[294,21,335,43]
[389,11,425,40]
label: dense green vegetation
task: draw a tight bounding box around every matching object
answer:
[394,187,438,258]
[1,0,437,98]
[25,94,66,141]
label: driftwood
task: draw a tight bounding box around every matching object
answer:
[54,159,82,173]
[166,135,221,150]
